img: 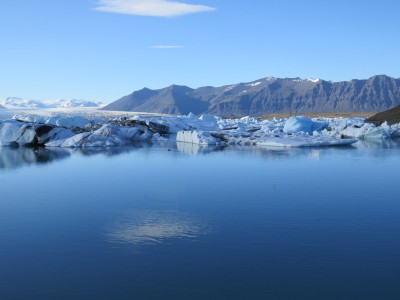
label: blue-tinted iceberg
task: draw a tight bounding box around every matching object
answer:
[283,116,328,134]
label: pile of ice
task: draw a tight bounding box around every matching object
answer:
[1,112,399,148]
[0,116,153,147]
[46,124,152,147]
[168,115,398,147]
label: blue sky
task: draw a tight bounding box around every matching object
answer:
[1,0,400,103]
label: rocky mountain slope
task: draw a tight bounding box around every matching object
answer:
[366,105,400,125]
[102,75,400,116]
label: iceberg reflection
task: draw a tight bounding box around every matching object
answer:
[0,144,159,170]
[176,141,225,156]
[0,147,71,170]
[107,210,209,245]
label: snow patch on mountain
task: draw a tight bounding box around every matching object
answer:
[247,82,262,87]
[292,78,320,83]
[224,84,237,92]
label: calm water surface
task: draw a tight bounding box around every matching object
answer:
[1,141,400,300]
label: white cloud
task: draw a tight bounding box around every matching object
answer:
[95,0,216,17]
[150,45,183,49]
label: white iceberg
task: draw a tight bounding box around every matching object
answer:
[176,131,223,145]
[340,122,391,140]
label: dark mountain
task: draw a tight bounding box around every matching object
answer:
[365,105,400,125]
[102,75,400,116]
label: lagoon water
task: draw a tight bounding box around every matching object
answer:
[1,141,400,300]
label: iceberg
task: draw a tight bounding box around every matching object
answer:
[283,116,328,134]
[1,111,398,149]
[340,122,391,140]
[176,131,223,145]
[46,124,152,148]
[0,121,38,146]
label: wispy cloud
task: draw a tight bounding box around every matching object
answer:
[95,0,216,17]
[150,45,183,49]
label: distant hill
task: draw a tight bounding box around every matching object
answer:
[0,104,5,110]
[0,97,104,110]
[366,105,400,125]
[102,75,400,116]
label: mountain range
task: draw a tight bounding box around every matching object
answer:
[102,75,400,116]
[0,97,104,110]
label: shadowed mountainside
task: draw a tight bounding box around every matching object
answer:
[366,105,400,125]
[102,75,400,116]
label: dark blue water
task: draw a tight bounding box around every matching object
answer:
[1,141,400,300]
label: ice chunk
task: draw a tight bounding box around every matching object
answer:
[0,120,77,146]
[391,123,400,137]
[0,121,39,146]
[46,124,152,148]
[340,122,391,140]
[176,131,223,145]
[198,114,220,131]
[283,116,327,134]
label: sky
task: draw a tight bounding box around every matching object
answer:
[1,0,400,103]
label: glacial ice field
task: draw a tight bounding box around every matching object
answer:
[1,109,399,148]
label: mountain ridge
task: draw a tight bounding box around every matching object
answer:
[103,75,400,116]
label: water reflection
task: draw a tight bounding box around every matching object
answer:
[0,144,163,170]
[176,141,225,156]
[2,138,400,171]
[0,147,71,170]
[355,138,400,149]
[107,210,209,245]
[77,143,154,157]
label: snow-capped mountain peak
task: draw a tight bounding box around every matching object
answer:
[0,97,104,109]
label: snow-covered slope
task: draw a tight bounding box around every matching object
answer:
[0,97,104,109]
